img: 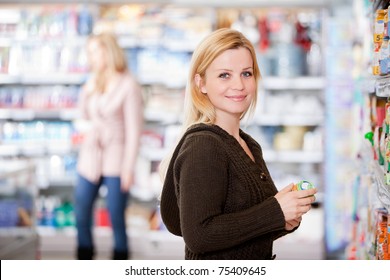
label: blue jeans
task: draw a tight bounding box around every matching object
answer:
[74,174,129,254]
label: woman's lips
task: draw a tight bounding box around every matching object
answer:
[226,95,247,102]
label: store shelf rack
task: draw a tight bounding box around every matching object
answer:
[361,140,390,212]
[372,160,390,212]
[0,0,329,260]
[0,161,39,259]
[0,0,332,7]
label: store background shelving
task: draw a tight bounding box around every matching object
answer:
[335,0,390,260]
[345,0,390,260]
[0,160,39,260]
[0,0,338,260]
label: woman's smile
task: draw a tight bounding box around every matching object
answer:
[226,94,247,102]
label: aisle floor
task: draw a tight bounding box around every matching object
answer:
[39,208,324,260]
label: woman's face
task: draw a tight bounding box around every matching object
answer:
[199,47,256,121]
[86,39,107,73]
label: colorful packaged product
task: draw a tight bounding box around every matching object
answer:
[292,180,315,191]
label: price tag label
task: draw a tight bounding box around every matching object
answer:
[376,76,390,97]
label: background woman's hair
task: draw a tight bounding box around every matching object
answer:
[88,32,128,94]
[159,28,261,181]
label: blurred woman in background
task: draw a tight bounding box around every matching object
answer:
[75,32,143,260]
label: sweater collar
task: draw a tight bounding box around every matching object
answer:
[185,123,262,165]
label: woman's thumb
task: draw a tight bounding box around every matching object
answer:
[279,183,295,193]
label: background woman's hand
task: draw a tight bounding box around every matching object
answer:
[274,183,317,222]
[120,171,134,192]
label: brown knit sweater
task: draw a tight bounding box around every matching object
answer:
[160,123,296,260]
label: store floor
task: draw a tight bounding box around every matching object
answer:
[39,208,324,260]
[273,207,325,260]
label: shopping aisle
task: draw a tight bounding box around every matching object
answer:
[39,227,186,260]
[0,0,327,260]
[0,0,390,259]
[38,208,323,260]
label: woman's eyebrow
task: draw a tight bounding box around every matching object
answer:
[215,67,253,71]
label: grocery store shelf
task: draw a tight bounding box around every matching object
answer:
[0,2,328,262]
[261,76,326,90]
[140,147,323,163]
[0,161,36,180]
[0,108,79,120]
[144,110,181,124]
[174,0,328,7]
[0,143,75,157]
[0,229,39,260]
[263,150,323,163]
[21,73,87,85]
[43,177,76,189]
[0,74,20,84]
[0,73,86,85]
[375,74,390,97]
[361,142,390,212]
[119,36,197,52]
[255,114,324,126]
[0,0,331,7]
[372,161,390,212]
[140,147,170,161]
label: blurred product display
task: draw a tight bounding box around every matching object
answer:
[0,1,327,260]
[0,160,38,260]
[0,0,384,262]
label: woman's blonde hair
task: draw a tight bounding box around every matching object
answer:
[87,32,128,94]
[159,28,261,180]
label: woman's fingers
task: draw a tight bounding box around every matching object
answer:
[296,188,317,198]
[298,195,316,206]
[275,186,317,221]
[298,204,312,215]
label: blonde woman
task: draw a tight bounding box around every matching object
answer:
[75,33,143,259]
[160,28,316,260]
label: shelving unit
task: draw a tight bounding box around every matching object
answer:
[0,161,39,259]
[372,159,390,212]
[255,74,325,259]
[250,74,325,195]
[261,76,326,90]
[339,0,390,260]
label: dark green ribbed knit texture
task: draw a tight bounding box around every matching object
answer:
[160,123,290,260]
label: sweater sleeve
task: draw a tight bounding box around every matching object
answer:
[176,134,286,254]
[272,224,300,241]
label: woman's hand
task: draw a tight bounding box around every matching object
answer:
[120,171,134,193]
[285,218,302,231]
[274,183,317,222]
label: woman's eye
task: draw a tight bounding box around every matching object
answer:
[242,71,253,77]
[218,73,230,79]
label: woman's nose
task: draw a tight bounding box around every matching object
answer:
[232,76,244,91]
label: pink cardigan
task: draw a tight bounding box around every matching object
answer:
[76,73,143,184]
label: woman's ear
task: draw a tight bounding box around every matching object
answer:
[195,74,207,94]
